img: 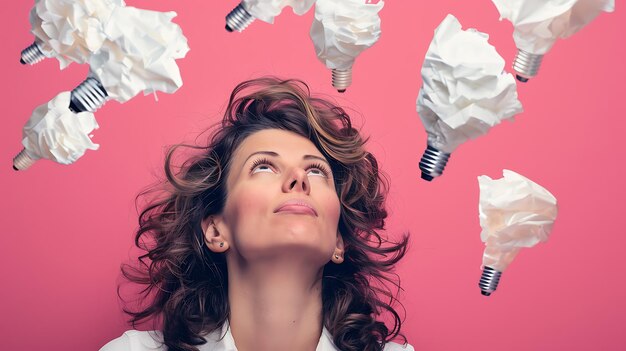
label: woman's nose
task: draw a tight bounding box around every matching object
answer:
[282,167,310,195]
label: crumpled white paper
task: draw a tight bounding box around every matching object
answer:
[310,0,384,70]
[88,6,190,103]
[245,0,316,24]
[492,0,615,54]
[478,170,558,272]
[417,14,523,153]
[29,0,125,69]
[22,91,100,165]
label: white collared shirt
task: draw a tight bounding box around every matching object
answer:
[100,320,414,351]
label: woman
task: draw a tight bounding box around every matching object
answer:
[100,78,413,351]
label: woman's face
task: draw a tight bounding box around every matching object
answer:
[213,129,342,265]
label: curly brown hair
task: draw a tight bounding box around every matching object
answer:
[121,77,410,351]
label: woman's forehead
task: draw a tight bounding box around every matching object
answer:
[234,129,324,160]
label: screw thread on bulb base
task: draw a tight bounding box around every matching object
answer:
[331,68,352,93]
[479,266,502,296]
[69,77,108,113]
[418,145,450,181]
[513,49,543,82]
[13,149,36,171]
[21,41,46,65]
[225,3,254,32]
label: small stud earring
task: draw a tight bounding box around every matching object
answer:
[334,254,340,259]
[219,242,224,248]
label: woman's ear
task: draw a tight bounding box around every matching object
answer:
[336,231,344,251]
[203,215,230,253]
[332,231,345,263]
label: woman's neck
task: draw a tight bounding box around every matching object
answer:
[227,257,325,351]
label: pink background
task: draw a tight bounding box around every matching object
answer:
[1,1,625,350]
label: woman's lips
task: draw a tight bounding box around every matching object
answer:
[274,202,318,216]
[275,205,317,216]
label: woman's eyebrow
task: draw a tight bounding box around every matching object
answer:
[243,151,329,165]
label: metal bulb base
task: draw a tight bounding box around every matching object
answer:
[225,3,254,32]
[13,149,36,171]
[21,41,46,65]
[513,49,543,82]
[479,266,502,296]
[418,145,450,181]
[69,77,108,113]
[331,68,352,93]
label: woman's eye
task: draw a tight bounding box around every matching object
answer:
[307,168,326,177]
[252,164,274,174]
[306,163,330,178]
[250,158,276,174]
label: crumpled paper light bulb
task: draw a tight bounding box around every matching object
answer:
[225,0,316,32]
[21,0,125,67]
[88,6,189,103]
[491,0,615,82]
[477,170,558,296]
[13,91,100,170]
[22,0,188,104]
[416,14,523,181]
[309,0,384,92]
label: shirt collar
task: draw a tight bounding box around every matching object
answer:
[199,320,339,351]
